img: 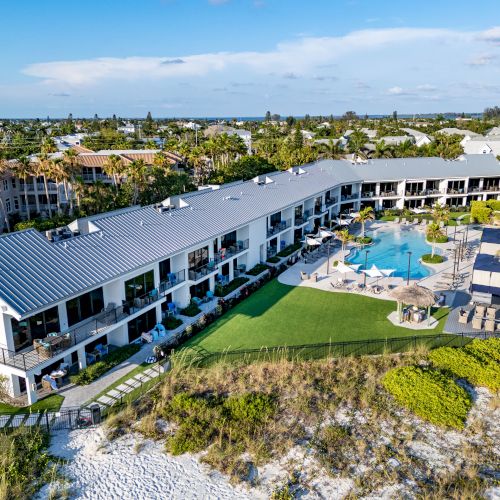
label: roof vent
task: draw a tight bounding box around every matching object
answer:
[253,175,274,185]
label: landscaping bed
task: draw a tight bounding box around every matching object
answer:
[214,277,249,297]
[180,302,202,317]
[246,263,270,276]
[276,242,302,258]
[162,316,183,330]
[421,253,444,264]
[70,344,141,385]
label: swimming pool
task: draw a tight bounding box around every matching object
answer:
[348,225,435,280]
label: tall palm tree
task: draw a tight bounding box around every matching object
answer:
[432,202,450,226]
[103,154,124,187]
[13,156,33,220]
[348,129,369,157]
[372,140,393,159]
[126,159,147,205]
[152,151,172,172]
[50,157,65,214]
[36,152,53,218]
[426,223,444,257]
[72,176,86,212]
[63,148,79,214]
[0,160,11,232]
[354,206,375,237]
[335,228,354,263]
[318,139,344,159]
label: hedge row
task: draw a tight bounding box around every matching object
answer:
[382,366,472,429]
[428,345,500,391]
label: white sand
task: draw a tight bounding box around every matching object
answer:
[42,427,258,500]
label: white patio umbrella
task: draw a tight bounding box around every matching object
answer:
[362,264,385,285]
[336,261,361,281]
[380,268,396,278]
[304,237,321,246]
[336,217,353,226]
[316,229,334,238]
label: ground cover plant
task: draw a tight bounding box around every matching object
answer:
[428,344,500,391]
[214,277,249,297]
[180,302,201,317]
[421,253,444,264]
[246,263,269,276]
[464,337,500,363]
[381,366,472,428]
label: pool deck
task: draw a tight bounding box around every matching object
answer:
[278,221,484,329]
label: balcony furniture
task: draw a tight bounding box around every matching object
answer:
[86,352,97,365]
[42,374,58,392]
[300,271,309,280]
[205,290,215,302]
[166,302,177,317]
[192,297,203,306]
[141,331,154,343]
[149,289,159,301]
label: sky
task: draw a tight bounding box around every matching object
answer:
[0,0,499,118]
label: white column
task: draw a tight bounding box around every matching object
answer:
[25,373,38,405]
[76,346,87,370]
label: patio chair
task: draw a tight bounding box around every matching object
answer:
[458,310,469,324]
[472,316,483,330]
[205,290,215,301]
[486,307,497,320]
[167,302,177,316]
[484,319,496,333]
[475,304,486,318]
[300,271,310,280]
[95,344,108,357]
[192,297,203,306]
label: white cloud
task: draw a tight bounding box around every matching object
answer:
[387,86,410,95]
[467,54,497,66]
[478,26,500,45]
[416,84,437,92]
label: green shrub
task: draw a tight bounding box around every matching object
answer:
[166,417,215,455]
[428,346,500,391]
[224,393,276,425]
[355,236,372,244]
[382,366,472,428]
[276,242,302,258]
[162,316,183,330]
[214,277,249,297]
[427,234,448,243]
[246,263,270,276]
[464,337,500,363]
[471,200,492,223]
[70,344,141,385]
[266,256,280,263]
[180,302,201,317]
[421,253,444,264]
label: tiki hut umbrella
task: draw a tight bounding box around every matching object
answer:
[390,283,438,325]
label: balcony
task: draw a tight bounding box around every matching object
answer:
[158,269,186,293]
[303,209,313,219]
[25,182,58,192]
[423,189,442,196]
[295,216,305,226]
[213,239,249,264]
[267,219,291,238]
[340,193,359,201]
[405,191,427,197]
[446,188,466,195]
[267,246,278,258]
[314,205,327,216]
[361,192,375,199]
[379,191,398,197]
[483,185,500,192]
[325,197,337,207]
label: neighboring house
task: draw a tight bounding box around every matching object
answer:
[377,136,415,146]
[461,136,500,157]
[401,128,433,147]
[204,125,252,154]
[437,128,480,137]
[117,123,136,134]
[53,133,88,151]
[470,228,500,304]
[343,128,377,140]
[0,154,499,403]
[301,130,315,140]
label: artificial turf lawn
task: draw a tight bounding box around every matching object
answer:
[184,280,449,353]
[0,394,64,415]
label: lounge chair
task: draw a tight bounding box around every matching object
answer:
[472,316,483,330]
[486,307,497,320]
[192,297,203,306]
[458,310,469,324]
[300,271,310,280]
[484,319,496,333]
[141,331,154,343]
[475,304,486,318]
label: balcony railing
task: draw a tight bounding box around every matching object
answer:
[379,191,398,197]
[212,239,249,264]
[158,270,185,293]
[295,216,305,226]
[340,193,359,201]
[314,205,327,215]
[267,219,291,238]
[405,191,426,197]
[361,192,375,198]
[446,188,466,195]
[423,189,441,196]
[25,182,58,192]
[303,209,313,219]
[267,246,278,258]
[483,186,500,192]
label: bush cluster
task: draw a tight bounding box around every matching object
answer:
[464,337,500,363]
[266,255,280,263]
[179,302,202,317]
[428,345,500,391]
[427,234,448,243]
[214,277,249,297]
[14,215,73,233]
[163,392,276,457]
[70,344,141,385]
[355,236,373,245]
[421,253,444,264]
[382,366,472,428]
[162,316,183,330]
[276,242,302,258]
[246,263,270,276]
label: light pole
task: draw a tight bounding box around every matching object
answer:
[363,249,370,287]
[406,251,412,285]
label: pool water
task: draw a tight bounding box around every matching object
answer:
[348,226,434,280]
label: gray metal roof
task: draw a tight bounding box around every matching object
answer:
[0,155,498,318]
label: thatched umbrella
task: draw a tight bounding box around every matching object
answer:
[390,283,437,325]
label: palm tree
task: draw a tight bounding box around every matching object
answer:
[432,202,450,226]
[354,206,375,237]
[318,139,344,159]
[426,223,444,257]
[103,154,124,187]
[372,140,393,159]
[13,156,33,220]
[126,159,147,205]
[0,160,11,232]
[36,152,53,218]
[335,228,354,263]
[72,176,86,212]
[152,151,172,173]
[348,129,369,157]
[63,149,80,214]
[50,157,65,214]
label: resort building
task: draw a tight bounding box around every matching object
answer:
[0,154,499,403]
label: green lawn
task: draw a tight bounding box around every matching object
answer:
[0,394,64,415]
[183,281,449,353]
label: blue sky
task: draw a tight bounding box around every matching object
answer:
[1,0,499,117]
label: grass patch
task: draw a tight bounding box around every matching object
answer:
[182,280,448,352]
[215,277,249,297]
[0,394,64,415]
[180,302,201,317]
[421,253,444,264]
[382,365,472,428]
[70,344,141,385]
[246,263,270,276]
[428,344,500,391]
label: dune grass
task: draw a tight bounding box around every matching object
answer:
[183,280,449,353]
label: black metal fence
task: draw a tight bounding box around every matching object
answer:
[173,332,500,369]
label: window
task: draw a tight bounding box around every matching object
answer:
[159,258,171,282]
[270,212,281,227]
[5,199,11,213]
[190,278,209,299]
[11,319,29,351]
[27,306,60,342]
[188,246,209,270]
[14,198,19,210]
[221,231,236,249]
[66,288,104,327]
[2,180,8,191]
[127,309,157,343]
[124,270,155,303]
